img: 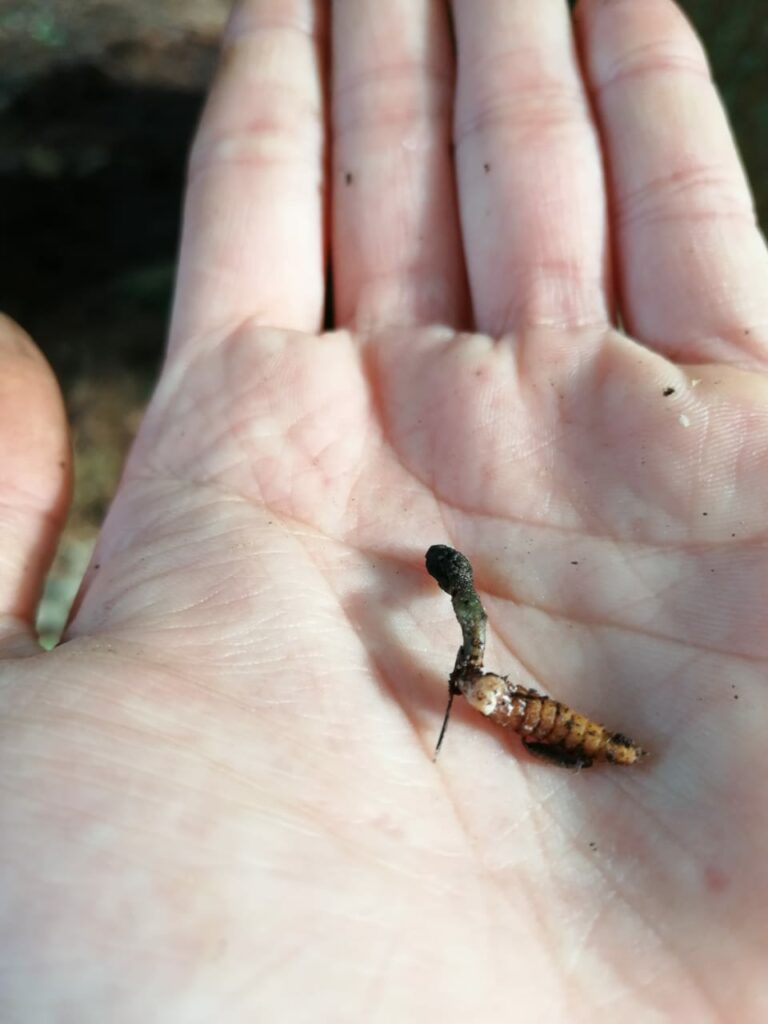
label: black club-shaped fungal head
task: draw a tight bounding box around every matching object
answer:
[425,545,475,597]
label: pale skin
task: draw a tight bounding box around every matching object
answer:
[1,0,768,1019]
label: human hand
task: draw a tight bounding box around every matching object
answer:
[2,1,767,1019]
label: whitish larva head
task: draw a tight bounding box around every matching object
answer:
[461,672,507,717]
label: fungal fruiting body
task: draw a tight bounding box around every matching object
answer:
[425,544,647,769]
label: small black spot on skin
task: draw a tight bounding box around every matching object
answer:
[734,694,739,700]
[663,386,676,396]
[345,171,353,185]
[570,560,579,565]
[483,161,491,173]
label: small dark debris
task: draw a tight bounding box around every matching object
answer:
[345,171,353,185]
[570,560,579,565]
[524,740,592,769]
[662,386,676,396]
[610,732,634,747]
[702,511,708,516]
[483,162,491,173]
[734,694,739,700]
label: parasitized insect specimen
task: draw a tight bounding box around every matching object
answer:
[425,544,647,769]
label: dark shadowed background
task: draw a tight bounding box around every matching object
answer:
[0,1,765,643]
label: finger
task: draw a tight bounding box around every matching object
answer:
[576,0,768,366]
[169,0,326,353]
[451,0,611,336]
[331,0,468,329]
[0,316,71,652]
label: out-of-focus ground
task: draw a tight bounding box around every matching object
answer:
[0,0,229,644]
[0,1,766,645]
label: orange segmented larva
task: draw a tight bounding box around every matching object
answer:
[462,672,646,768]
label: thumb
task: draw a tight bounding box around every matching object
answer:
[0,314,71,653]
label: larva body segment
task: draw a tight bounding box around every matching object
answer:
[461,672,646,768]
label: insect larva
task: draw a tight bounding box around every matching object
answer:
[461,672,645,768]
[425,544,647,769]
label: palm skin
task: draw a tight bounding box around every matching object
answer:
[2,1,768,1021]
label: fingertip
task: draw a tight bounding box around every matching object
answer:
[0,313,72,640]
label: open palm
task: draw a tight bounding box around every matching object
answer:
[3,2,768,1020]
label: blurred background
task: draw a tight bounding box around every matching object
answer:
[0,0,765,644]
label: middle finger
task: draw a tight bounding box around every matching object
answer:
[331,0,469,330]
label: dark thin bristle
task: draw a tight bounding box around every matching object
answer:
[433,686,456,760]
